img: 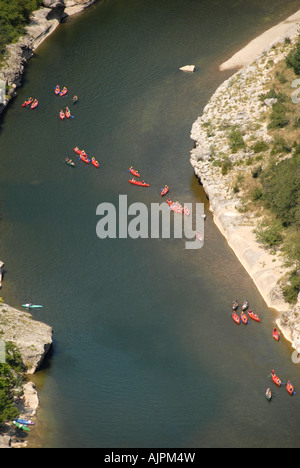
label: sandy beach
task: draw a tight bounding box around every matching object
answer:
[220,9,300,71]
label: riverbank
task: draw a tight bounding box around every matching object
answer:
[190,11,300,353]
[0,0,99,115]
[0,0,98,449]
[0,303,53,448]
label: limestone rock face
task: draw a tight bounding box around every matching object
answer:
[0,304,53,374]
[42,0,65,7]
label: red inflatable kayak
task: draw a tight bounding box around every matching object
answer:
[129,178,150,187]
[271,370,282,387]
[31,99,38,109]
[91,157,100,168]
[59,110,65,120]
[80,154,90,164]
[129,167,140,178]
[248,309,260,322]
[272,328,280,341]
[73,147,83,155]
[65,107,71,119]
[22,98,33,108]
[161,185,169,196]
[60,87,68,97]
[286,380,295,395]
[240,311,248,325]
[232,311,240,325]
[55,85,60,95]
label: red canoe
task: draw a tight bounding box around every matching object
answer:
[65,107,71,119]
[286,380,295,395]
[161,185,169,196]
[272,328,280,341]
[91,157,100,168]
[129,178,150,187]
[55,85,60,95]
[232,311,240,325]
[73,147,83,155]
[59,111,65,120]
[271,370,282,387]
[60,87,68,97]
[166,199,183,214]
[248,309,260,322]
[129,167,140,178]
[240,311,248,325]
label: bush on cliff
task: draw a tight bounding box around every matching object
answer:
[0,342,24,423]
[286,36,300,75]
[0,0,43,57]
[261,152,300,227]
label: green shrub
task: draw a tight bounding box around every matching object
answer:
[251,186,263,201]
[221,158,233,176]
[286,37,300,75]
[252,140,269,154]
[268,102,290,129]
[255,220,283,249]
[0,0,42,57]
[228,127,246,153]
[282,270,300,304]
[271,136,292,155]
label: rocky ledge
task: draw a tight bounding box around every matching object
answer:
[0,304,52,448]
[0,303,53,374]
[190,30,300,351]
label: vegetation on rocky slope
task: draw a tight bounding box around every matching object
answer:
[0,0,42,59]
[238,37,300,303]
[0,339,24,424]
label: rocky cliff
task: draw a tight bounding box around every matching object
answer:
[190,28,300,351]
[0,304,53,374]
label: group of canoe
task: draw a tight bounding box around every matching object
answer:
[265,370,296,401]
[55,85,68,97]
[231,301,296,401]
[231,300,261,325]
[232,300,281,342]
[21,98,38,109]
[128,167,170,194]
[128,167,151,187]
[59,107,73,120]
[67,147,100,168]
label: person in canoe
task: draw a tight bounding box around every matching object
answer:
[65,157,75,167]
[272,327,280,341]
[265,388,272,401]
[60,110,65,120]
[65,107,71,119]
[55,85,60,95]
[242,300,249,310]
[232,300,239,310]
[73,95,78,103]
[31,99,39,109]
[60,86,68,96]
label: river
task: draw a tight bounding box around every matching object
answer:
[0,0,300,448]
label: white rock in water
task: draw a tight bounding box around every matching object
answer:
[179,65,195,72]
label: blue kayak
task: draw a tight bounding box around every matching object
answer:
[16,418,35,426]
